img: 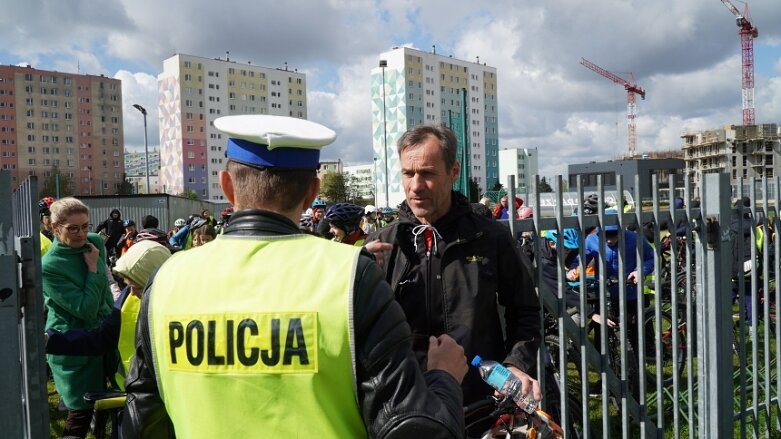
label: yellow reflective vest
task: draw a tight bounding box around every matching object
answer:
[148,234,366,438]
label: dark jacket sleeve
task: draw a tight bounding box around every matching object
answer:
[494,227,542,374]
[353,253,464,439]
[45,307,121,356]
[122,282,176,439]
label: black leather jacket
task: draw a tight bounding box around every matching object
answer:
[368,193,541,405]
[122,209,464,438]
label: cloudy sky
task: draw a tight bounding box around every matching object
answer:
[2,0,779,177]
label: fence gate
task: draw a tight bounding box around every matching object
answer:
[0,172,49,438]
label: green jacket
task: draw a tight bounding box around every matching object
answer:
[43,232,114,410]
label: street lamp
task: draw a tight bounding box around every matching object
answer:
[132,104,151,194]
[379,59,389,208]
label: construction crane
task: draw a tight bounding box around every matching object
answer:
[720,0,759,126]
[580,57,646,158]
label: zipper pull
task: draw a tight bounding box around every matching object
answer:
[424,227,434,258]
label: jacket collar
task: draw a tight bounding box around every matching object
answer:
[223,209,301,236]
[397,192,483,242]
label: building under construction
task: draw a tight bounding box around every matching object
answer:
[682,124,781,196]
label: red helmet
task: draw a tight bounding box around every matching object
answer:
[220,207,234,218]
[39,196,55,216]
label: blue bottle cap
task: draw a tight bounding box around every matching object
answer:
[471,355,482,367]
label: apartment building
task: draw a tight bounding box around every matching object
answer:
[682,124,781,196]
[371,47,499,208]
[158,53,307,200]
[498,147,538,197]
[343,163,374,202]
[0,65,124,195]
[125,149,160,194]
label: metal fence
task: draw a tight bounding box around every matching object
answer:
[503,173,780,438]
[80,194,225,232]
[0,173,49,438]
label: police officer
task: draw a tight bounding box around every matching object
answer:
[123,115,468,438]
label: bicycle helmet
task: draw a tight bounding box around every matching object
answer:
[582,194,599,215]
[364,204,377,214]
[325,203,365,233]
[220,207,234,219]
[123,219,136,228]
[382,207,394,215]
[174,218,186,227]
[311,198,327,209]
[541,228,580,250]
[518,206,533,219]
[39,196,55,216]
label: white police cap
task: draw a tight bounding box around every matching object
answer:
[214,115,336,170]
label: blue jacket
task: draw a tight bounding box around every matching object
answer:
[579,229,654,300]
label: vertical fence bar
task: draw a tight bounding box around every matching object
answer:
[651,175,665,427]
[575,176,592,439]
[697,173,734,439]
[634,174,649,438]
[668,174,681,439]
[748,180,760,437]
[597,176,610,438]
[775,176,781,431]
[685,175,696,439]
[760,177,771,436]
[614,175,630,438]
[735,177,748,439]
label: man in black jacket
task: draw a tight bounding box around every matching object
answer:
[366,124,542,407]
[122,115,467,438]
[95,209,124,256]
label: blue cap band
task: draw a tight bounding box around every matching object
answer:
[226,138,320,169]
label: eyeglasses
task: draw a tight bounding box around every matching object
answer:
[61,223,92,235]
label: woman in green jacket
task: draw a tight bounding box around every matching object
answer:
[42,197,114,438]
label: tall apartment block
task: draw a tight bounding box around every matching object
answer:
[371,47,499,208]
[158,54,307,200]
[498,147,538,197]
[682,124,781,196]
[0,65,124,195]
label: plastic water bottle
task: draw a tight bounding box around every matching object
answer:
[472,355,539,414]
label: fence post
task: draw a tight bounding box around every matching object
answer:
[0,172,24,438]
[697,173,734,438]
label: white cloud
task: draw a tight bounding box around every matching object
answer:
[1,0,779,182]
[114,70,159,153]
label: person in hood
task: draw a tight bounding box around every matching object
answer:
[135,214,170,247]
[364,124,541,411]
[96,209,124,257]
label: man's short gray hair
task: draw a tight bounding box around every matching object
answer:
[397,124,458,170]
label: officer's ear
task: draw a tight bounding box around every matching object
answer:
[302,176,320,211]
[220,170,236,206]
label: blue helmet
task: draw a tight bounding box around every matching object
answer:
[325,203,365,232]
[311,198,327,209]
[603,208,620,231]
[541,228,580,250]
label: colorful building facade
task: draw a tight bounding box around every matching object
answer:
[158,54,307,200]
[371,47,499,208]
[0,65,124,195]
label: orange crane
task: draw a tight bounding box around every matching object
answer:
[720,0,759,125]
[580,57,646,158]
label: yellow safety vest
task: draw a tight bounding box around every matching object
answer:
[117,294,141,385]
[149,234,366,438]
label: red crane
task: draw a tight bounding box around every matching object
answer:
[580,57,646,158]
[720,0,759,126]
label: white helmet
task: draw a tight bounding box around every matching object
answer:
[364,204,377,214]
[174,218,186,227]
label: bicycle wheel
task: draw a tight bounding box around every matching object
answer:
[545,335,587,439]
[644,309,686,387]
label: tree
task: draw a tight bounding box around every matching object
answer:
[537,176,553,193]
[321,172,349,203]
[117,173,134,195]
[468,177,481,203]
[177,189,199,200]
[39,166,74,198]
[491,179,503,191]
